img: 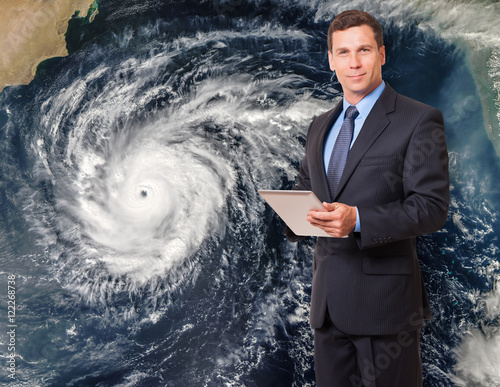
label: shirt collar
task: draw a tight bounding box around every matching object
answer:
[342,81,386,118]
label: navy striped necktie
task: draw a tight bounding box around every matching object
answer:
[327,105,359,198]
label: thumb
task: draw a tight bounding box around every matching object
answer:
[322,202,338,211]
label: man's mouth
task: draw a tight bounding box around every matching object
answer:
[348,73,365,79]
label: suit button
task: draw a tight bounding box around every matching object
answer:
[388,237,393,242]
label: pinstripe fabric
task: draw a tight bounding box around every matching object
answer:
[314,313,422,386]
[285,84,449,334]
[326,105,359,198]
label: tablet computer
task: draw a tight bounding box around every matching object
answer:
[258,190,334,238]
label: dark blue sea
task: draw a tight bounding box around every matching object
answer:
[1,0,500,385]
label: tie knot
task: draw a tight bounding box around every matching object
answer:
[345,105,359,120]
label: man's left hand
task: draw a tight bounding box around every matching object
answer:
[306,202,357,238]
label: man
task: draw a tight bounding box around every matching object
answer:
[286,10,449,386]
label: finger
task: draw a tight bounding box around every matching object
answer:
[309,218,342,233]
[309,209,340,222]
[307,212,329,223]
[322,202,338,211]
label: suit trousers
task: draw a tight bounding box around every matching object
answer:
[314,312,423,387]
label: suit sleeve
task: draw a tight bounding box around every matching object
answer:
[356,107,449,249]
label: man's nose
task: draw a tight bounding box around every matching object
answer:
[349,54,361,68]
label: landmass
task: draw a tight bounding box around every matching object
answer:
[0,0,98,92]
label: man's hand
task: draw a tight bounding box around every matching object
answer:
[306,202,357,238]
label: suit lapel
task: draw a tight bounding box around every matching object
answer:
[333,85,397,201]
[315,102,343,202]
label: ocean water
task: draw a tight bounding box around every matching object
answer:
[0,0,499,386]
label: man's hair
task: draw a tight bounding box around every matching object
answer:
[327,10,384,52]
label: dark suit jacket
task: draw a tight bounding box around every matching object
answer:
[287,84,449,335]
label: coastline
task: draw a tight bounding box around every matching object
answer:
[0,0,97,92]
[410,0,500,157]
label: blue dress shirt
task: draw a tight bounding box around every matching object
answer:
[323,81,386,232]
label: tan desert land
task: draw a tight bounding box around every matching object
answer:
[0,0,97,92]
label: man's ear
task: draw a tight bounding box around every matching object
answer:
[379,45,386,66]
[328,51,335,72]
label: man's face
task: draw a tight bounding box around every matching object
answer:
[328,24,385,105]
